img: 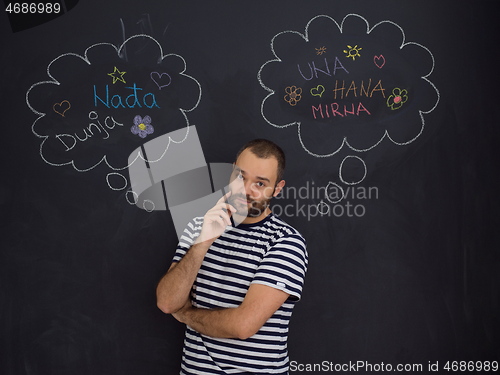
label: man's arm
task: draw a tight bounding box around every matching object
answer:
[156,192,235,314]
[156,240,211,314]
[172,283,290,340]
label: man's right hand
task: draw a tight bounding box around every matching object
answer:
[195,191,236,244]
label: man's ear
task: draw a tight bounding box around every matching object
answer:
[273,180,285,197]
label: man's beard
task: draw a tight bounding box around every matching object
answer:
[229,194,272,218]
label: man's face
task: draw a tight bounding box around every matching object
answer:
[227,148,284,219]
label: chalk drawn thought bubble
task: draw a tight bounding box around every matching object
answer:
[27,34,202,172]
[258,14,440,157]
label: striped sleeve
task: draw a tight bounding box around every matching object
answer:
[251,232,308,301]
[172,217,203,263]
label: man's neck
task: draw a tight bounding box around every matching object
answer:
[239,207,272,225]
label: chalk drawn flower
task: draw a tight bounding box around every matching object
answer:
[387,88,409,110]
[131,115,154,138]
[284,86,302,106]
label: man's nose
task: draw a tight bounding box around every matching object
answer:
[244,181,259,196]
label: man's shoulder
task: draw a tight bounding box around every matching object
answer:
[263,215,308,268]
[267,214,303,234]
[266,214,306,245]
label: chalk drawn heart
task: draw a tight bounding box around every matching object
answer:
[53,100,71,117]
[310,85,325,98]
[150,72,172,90]
[374,55,386,69]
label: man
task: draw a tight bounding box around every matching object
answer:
[156,139,308,374]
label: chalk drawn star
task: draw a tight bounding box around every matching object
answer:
[108,67,127,84]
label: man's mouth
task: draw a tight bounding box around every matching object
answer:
[232,195,252,205]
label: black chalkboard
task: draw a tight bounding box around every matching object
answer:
[1,1,499,374]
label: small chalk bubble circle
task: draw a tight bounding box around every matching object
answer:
[143,200,156,212]
[317,201,330,215]
[339,155,367,185]
[325,181,345,204]
[106,173,128,191]
[126,190,138,205]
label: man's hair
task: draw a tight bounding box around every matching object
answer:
[235,139,286,182]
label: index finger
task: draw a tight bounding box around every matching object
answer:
[217,190,232,204]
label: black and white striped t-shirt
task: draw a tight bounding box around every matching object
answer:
[172,213,308,375]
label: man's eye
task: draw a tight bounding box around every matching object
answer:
[237,173,244,179]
